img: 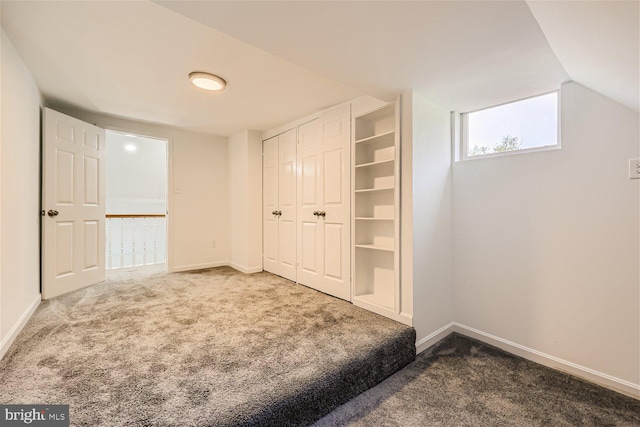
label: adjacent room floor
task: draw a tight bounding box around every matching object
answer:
[316,334,640,427]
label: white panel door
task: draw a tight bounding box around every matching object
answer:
[277,129,297,281]
[297,104,351,300]
[262,129,297,281]
[42,108,106,299]
[297,119,322,289]
[262,136,279,275]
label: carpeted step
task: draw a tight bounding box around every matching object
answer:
[235,327,416,426]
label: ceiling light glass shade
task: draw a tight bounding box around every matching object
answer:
[189,72,226,91]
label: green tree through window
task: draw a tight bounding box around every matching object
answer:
[470,135,521,157]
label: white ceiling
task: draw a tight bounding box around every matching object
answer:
[1,1,636,137]
[0,1,361,136]
[157,0,570,112]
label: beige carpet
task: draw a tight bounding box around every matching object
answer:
[0,267,415,426]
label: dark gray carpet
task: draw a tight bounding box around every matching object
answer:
[0,267,416,426]
[316,333,640,426]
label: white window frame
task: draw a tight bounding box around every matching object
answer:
[460,90,561,161]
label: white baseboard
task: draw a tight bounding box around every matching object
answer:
[228,263,263,274]
[0,294,41,360]
[169,261,228,273]
[416,322,455,354]
[452,322,640,400]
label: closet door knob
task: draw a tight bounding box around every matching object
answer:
[47,209,59,217]
[319,211,326,217]
[313,211,319,216]
[272,210,277,215]
[277,211,282,216]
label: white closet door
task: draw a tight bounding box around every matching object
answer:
[297,119,323,289]
[297,104,351,300]
[277,129,297,281]
[263,129,297,280]
[263,136,279,274]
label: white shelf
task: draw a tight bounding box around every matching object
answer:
[355,221,393,249]
[355,244,394,252]
[354,130,395,145]
[353,100,400,324]
[352,297,411,326]
[355,159,394,169]
[354,104,396,141]
[355,217,394,221]
[354,292,393,310]
[356,145,395,165]
[354,103,395,122]
[355,186,394,193]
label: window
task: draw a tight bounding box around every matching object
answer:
[462,91,559,159]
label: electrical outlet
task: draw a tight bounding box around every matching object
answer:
[629,159,640,179]
[211,240,216,248]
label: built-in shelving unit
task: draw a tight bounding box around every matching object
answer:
[351,102,401,321]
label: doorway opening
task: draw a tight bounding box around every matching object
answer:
[105,130,168,276]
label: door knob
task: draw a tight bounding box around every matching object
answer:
[272,210,277,215]
[47,209,59,217]
[277,210,282,216]
[319,211,326,217]
[313,211,319,216]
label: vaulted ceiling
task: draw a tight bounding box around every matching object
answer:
[157,0,569,113]
[1,1,637,137]
[527,0,639,113]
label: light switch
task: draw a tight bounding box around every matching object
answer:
[629,159,640,179]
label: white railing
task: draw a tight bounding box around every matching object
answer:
[106,215,166,270]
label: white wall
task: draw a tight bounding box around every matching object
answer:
[452,81,640,395]
[0,29,42,357]
[54,108,230,273]
[246,131,263,271]
[229,132,249,271]
[106,131,166,214]
[400,92,414,322]
[228,130,263,274]
[410,93,454,347]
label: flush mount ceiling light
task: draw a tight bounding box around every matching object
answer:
[124,143,137,152]
[188,71,226,92]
